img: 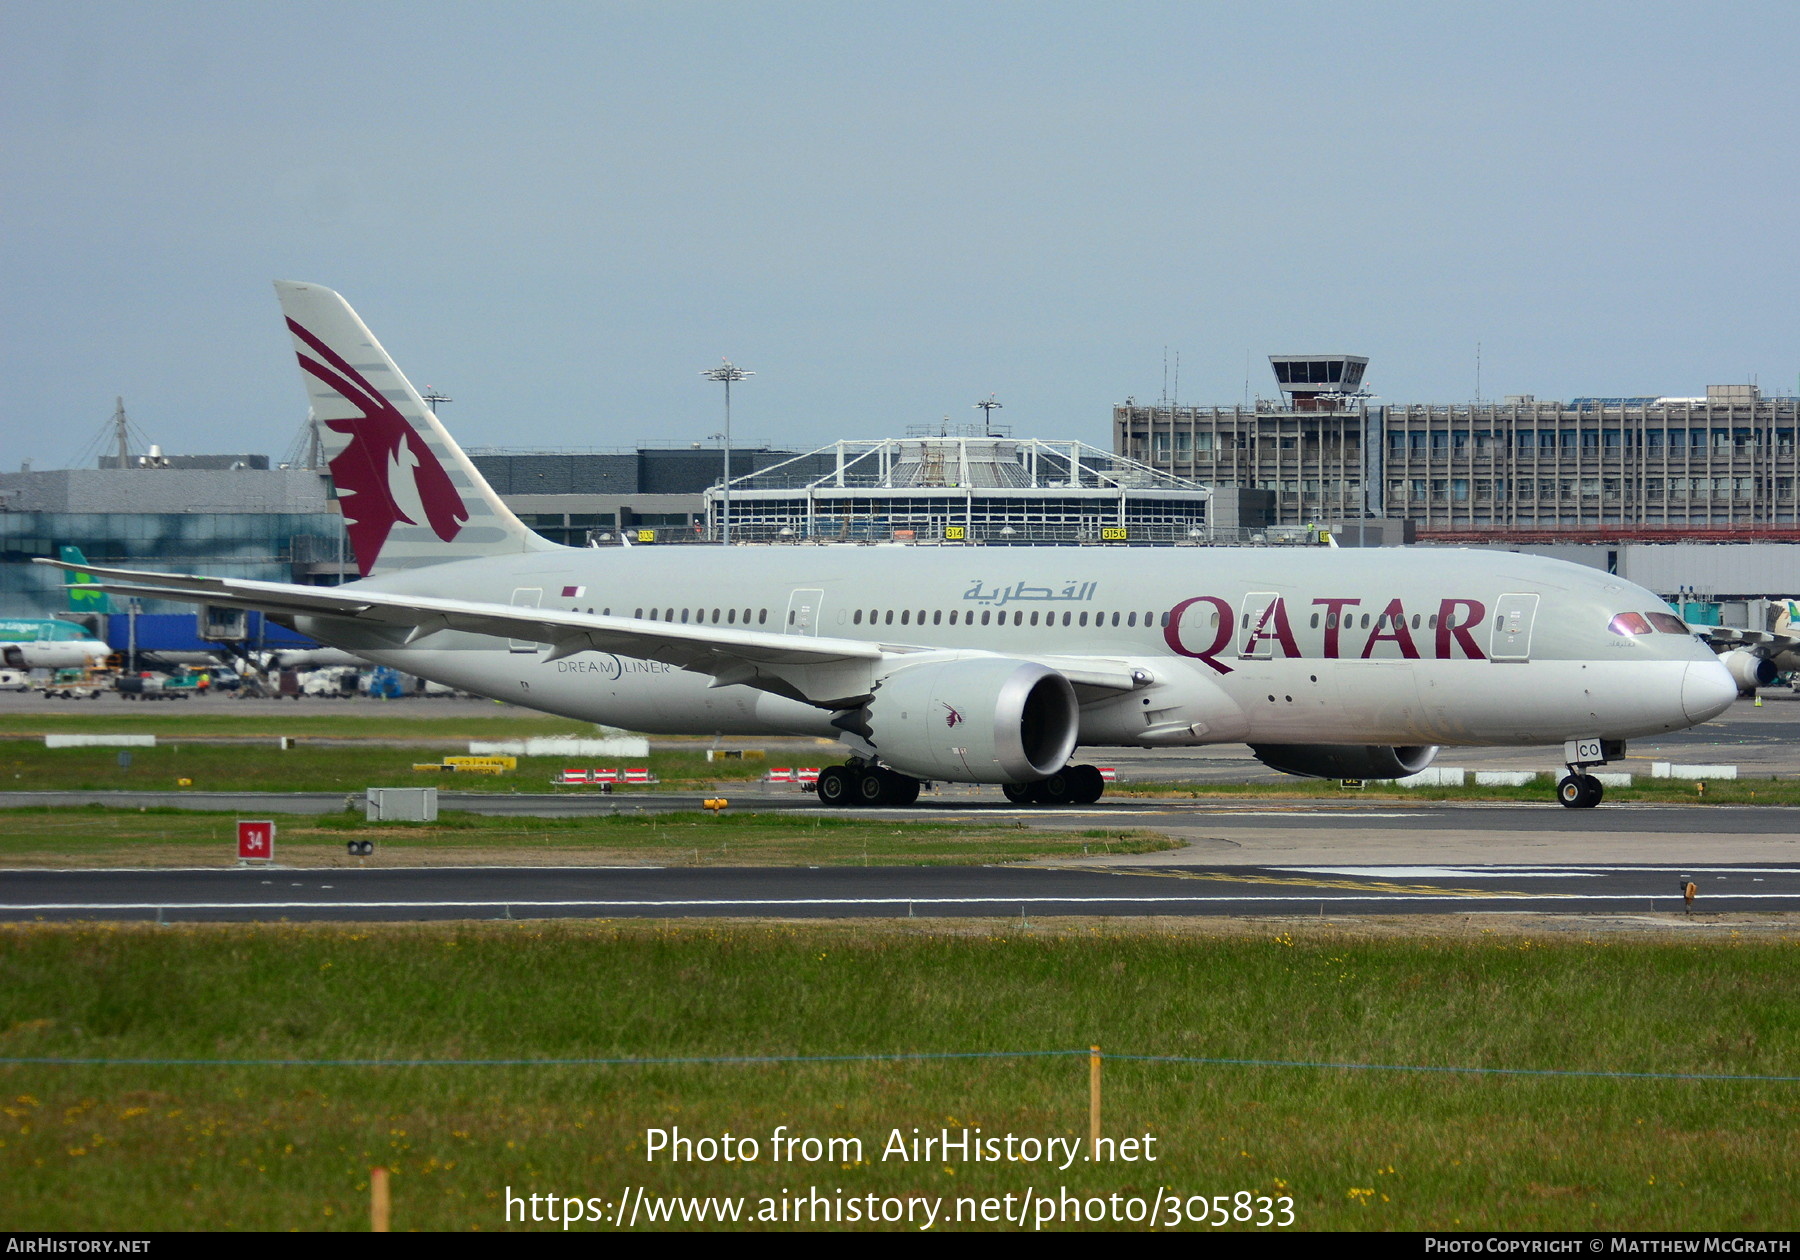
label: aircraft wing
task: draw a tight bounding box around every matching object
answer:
[1699,626,1800,655]
[1704,626,1800,660]
[1705,626,1800,680]
[32,559,1144,707]
[1704,627,1780,648]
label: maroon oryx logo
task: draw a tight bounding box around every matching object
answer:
[941,702,964,728]
[287,318,467,574]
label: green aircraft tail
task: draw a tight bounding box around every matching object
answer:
[58,547,112,615]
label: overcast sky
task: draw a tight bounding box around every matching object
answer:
[3,1,1797,467]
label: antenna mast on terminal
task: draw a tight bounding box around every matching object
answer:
[112,398,131,469]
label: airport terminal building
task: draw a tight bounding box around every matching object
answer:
[1114,356,1800,537]
[698,434,1270,546]
[0,435,1271,619]
[10,353,1800,627]
[0,460,345,618]
[0,444,750,617]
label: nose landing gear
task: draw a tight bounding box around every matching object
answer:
[1556,737,1621,809]
[1556,773,1604,809]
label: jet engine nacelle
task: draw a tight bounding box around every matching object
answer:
[1720,648,1778,691]
[860,657,1080,784]
[1250,743,1439,781]
[2,641,108,670]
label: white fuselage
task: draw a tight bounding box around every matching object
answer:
[292,543,1737,752]
[1,640,110,671]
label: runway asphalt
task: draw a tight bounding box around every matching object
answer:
[7,692,1800,920]
[3,860,1791,923]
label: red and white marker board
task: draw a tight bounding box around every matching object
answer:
[237,819,275,862]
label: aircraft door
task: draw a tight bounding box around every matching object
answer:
[1489,592,1539,662]
[785,588,825,637]
[1238,592,1282,659]
[509,587,544,653]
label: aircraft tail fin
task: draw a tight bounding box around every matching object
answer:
[59,546,113,615]
[273,281,560,577]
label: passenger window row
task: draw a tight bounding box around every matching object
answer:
[629,607,772,626]
[1305,611,1437,631]
[850,608,1170,629]
[563,599,1688,644]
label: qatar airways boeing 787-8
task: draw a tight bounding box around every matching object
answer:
[39,282,1738,809]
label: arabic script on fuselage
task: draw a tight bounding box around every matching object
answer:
[962,580,1098,607]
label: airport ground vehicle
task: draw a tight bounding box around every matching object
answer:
[39,668,109,700]
[115,672,196,701]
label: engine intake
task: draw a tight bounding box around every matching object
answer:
[1250,743,1439,781]
[1720,648,1777,691]
[858,657,1079,784]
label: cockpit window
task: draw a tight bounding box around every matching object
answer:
[1646,611,1690,634]
[1608,612,1653,636]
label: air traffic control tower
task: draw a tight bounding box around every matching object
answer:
[1113,353,1377,532]
[1269,354,1369,411]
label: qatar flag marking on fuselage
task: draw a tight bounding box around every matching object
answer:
[287,318,468,575]
[562,586,586,599]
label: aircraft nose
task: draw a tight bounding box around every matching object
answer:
[1681,658,1738,724]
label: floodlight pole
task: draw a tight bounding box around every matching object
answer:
[701,360,753,543]
[975,394,1003,437]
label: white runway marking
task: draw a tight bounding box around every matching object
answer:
[10,892,1800,913]
[0,865,669,874]
[1195,812,1415,820]
[1283,866,1606,879]
[1283,865,1800,876]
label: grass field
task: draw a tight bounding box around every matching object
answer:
[0,807,1176,867]
[0,710,602,740]
[0,742,785,793]
[1115,774,1799,806]
[2,920,1797,1232]
[1,707,1792,804]
[4,737,1794,805]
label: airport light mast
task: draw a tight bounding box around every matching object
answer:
[975,394,1003,437]
[701,359,754,544]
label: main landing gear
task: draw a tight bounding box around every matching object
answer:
[815,761,921,808]
[1001,764,1107,807]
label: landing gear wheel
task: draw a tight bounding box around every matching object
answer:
[1035,770,1076,805]
[1065,764,1106,805]
[1581,774,1604,807]
[1556,775,1582,807]
[847,767,921,806]
[1002,781,1041,805]
[856,769,893,806]
[1556,773,1603,808]
[816,765,856,806]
